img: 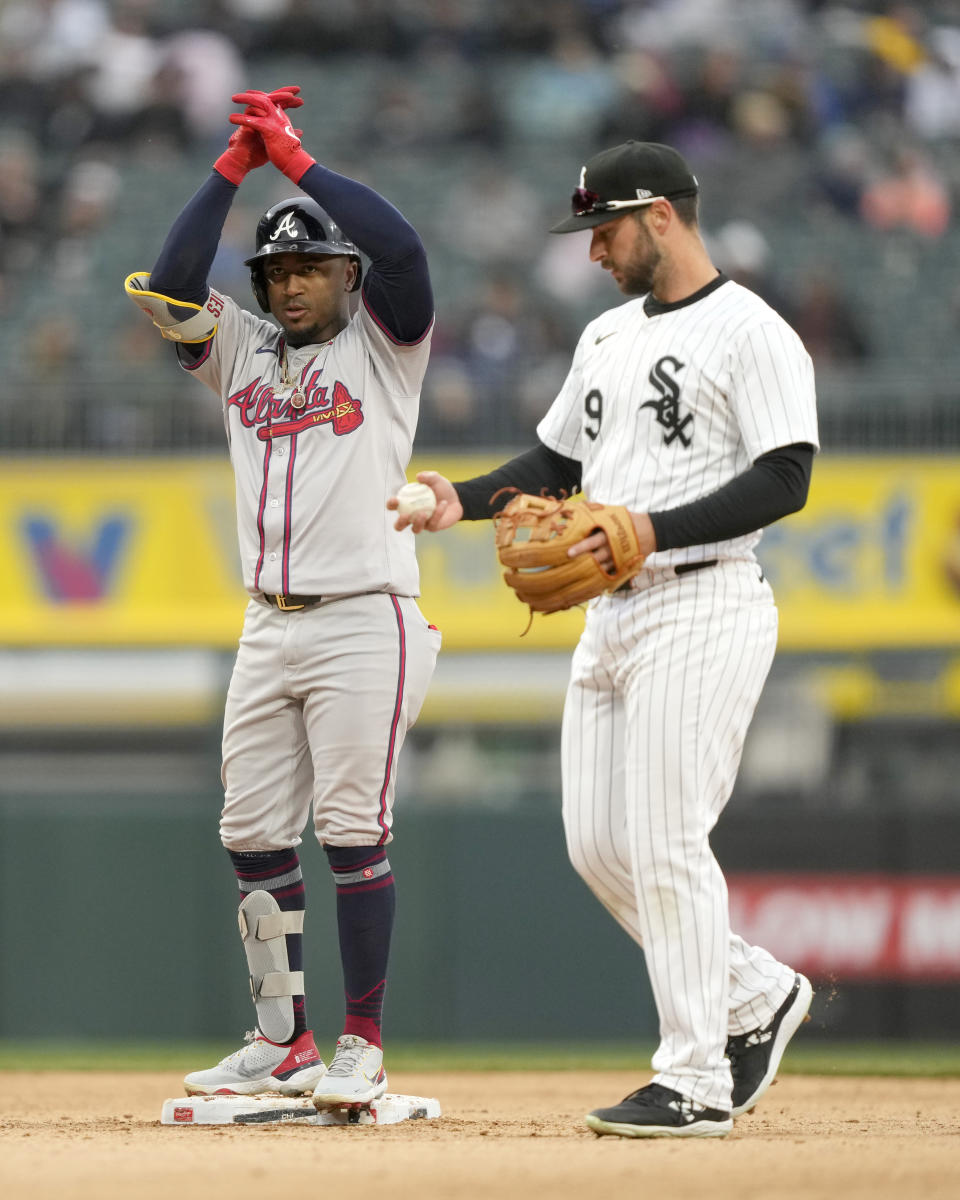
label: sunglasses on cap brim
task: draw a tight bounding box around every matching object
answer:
[570,188,667,216]
[570,187,696,217]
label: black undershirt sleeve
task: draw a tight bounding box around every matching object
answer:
[649,443,815,549]
[453,443,582,520]
[453,441,814,546]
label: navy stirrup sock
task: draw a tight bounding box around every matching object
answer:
[229,847,308,1041]
[325,844,396,1047]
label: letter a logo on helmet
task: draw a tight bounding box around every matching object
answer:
[270,212,301,242]
[244,197,363,310]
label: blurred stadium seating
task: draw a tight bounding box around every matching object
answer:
[0,0,959,450]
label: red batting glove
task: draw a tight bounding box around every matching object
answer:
[229,90,316,184]
[214,85,304,185]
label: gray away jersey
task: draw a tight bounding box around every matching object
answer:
[183,293,432,597]
[537,278,819,568]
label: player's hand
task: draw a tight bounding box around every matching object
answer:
[215,86,304,183]
[567,511,656,569]
[229,90,316,183]
[387,471,463,534]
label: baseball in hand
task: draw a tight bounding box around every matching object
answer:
[396,481,437,520]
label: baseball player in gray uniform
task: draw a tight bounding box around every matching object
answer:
[127,86,440,1109]
[391,141,816,1138]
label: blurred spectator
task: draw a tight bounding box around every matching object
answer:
[355,72,460,152]
[612,0,810,58]
[860,146,951,238]
[811,126,873,218]
[125,61,196,160]
[502,29,620,144]
[904,24,960,140]
[153,29,246,152]
[419,357,480,442]
[708,219,792,317]
[51,157,122,291]
[787,267,870,366]
[672,46,744,152]
[93,310,227,450]
[84,0,161,141]
[221,0,412,60]
[435,269,573,439]
[0,0,108,80]
[450,72,508,151]
[534,228,612,320]
[0,45,52,141]
[601,48,686,145]
[863,7,930,76]
[698,110,809,223]
[437,154,544,267]
[0,135,47,285]
[613,0,740,53]
[7,311,90,448]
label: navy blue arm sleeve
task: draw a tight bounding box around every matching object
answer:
[297,163,433,343]
[150,171,237,304]
[649,443,815,550]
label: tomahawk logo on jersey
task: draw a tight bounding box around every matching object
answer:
[182,290,429,599]
[226,369,364,439]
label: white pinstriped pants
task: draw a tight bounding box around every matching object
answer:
[562,558,796,1111]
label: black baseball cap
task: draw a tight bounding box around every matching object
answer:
[550,141,699,233]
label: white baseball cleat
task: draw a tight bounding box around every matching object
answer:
[311,1034,388,1108]
[183,1029,327,1096]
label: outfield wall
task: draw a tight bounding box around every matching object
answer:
[3,792,958,1042]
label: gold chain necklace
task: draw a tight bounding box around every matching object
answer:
[280,347,308,410]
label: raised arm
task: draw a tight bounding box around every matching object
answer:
[229,91,433,344]
[150,86,304,304]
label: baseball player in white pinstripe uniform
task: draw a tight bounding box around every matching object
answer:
[127,87,440,1109]
[391,141,816,1137]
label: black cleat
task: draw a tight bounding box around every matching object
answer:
[585,1082,732,1139]
[727,972,813,1116]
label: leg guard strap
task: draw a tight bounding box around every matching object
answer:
[238,890,303,1042]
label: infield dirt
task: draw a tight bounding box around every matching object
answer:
[2,1070,958,1200]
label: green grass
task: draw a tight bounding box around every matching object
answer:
[2,1040,960,1076]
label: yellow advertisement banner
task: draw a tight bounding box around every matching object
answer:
[0,455,959,650]
[757,457,960,649]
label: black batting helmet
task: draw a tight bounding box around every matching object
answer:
[244,197,362,311]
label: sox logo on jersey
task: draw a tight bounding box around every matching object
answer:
[641,355,692,447]
[538,277,818,570]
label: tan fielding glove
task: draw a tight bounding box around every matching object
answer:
[493,494,646,614]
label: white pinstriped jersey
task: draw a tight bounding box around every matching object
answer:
[537,278,818,567]
[183,293,432,597]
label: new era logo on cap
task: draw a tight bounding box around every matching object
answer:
[552,141,699,233]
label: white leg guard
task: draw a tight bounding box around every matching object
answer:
[238,890,304,1043]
